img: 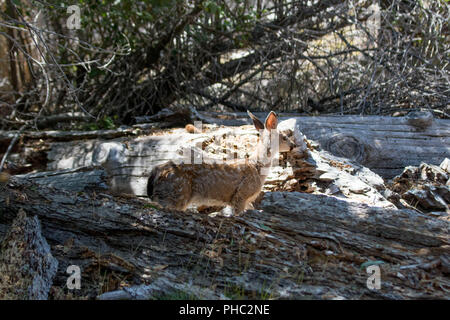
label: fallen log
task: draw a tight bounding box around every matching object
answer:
[0,126,142,143]
[0,177,448,299]
[43,123,394,210]
[197,111,450,179]
[16,113,449,214]
[2,112,448,180]
[15,166,108,193]
[1,113,448,300]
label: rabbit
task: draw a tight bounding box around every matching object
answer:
[147,110,292,215]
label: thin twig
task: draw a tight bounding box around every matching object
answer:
[0,124,27,173]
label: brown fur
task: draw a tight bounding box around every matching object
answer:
[148,161,263,213]
[148,111,289,214]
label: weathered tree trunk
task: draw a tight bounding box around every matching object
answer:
[2,112,448,180]
[0,177,448,299]
[1,113,448,299]
[32,112,446,203]
[24,122,392,211]
[198,111,450,179]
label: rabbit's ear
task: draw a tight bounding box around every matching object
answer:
[264,111,278,131]
[247,110,264,131]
